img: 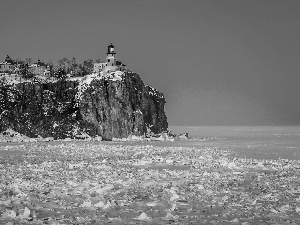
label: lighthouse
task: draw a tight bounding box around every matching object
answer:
[105,43,117,71]
[93,43,126,73]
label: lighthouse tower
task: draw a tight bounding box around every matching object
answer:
[93,43,127,73]
[105,43,117,71]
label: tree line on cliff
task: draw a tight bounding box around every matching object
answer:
[6,57,101,78]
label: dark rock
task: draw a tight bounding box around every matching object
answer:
[178,133,189,140]
[166,130,177,138]
[0,71,168,140]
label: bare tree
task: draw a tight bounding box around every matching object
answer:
[25,58,32,65]
[83,59,94,75]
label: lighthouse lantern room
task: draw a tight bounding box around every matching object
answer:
[107,43,116,55]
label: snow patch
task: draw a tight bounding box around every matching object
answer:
[145,84,164,99]
[75,71,125,101]
[0,129,37,142]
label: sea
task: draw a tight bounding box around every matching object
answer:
[1,126,299,161]
[169,126,300,161]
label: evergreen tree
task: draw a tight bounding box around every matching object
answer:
[70,57,80,76]
[20,63,29,79]
[83,59,94,75]
[58,57,74,74]
[53,65,67,79]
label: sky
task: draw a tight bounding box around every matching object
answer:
[0,0,299,126]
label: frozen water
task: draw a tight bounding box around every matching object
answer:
[169,126,300,160]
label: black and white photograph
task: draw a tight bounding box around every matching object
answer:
[0,0,300,224]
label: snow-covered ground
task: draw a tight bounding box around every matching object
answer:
[0,129,102,143]
[0,129,176,143]
[0,140,300,224]
[0,73,57,84]
[0,129,39,143]
[0,70,125,86]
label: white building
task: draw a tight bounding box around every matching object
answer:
[0,55,15,73]
[29,59,49,76]
[93,43,126,73]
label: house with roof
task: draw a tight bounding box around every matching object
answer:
[0,55,16,73]
[29,59,50,76]
[93,43,126,73]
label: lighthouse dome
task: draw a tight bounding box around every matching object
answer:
[107,43,115,54]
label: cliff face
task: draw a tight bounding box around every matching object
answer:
[0,71,168,140]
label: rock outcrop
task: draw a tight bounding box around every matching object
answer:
[0,71,168,140]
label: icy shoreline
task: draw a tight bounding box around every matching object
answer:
[0,129,207,144]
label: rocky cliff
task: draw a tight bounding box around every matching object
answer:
[0,71,168,140]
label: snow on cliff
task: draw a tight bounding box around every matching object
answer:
[0,70,168,140]
[75,70,125,101]
[145,84,164,99]
[1,71,161,99]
